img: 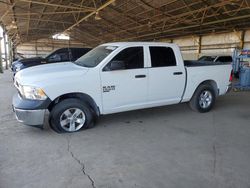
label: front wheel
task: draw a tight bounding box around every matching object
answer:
[189,84,216,113]
[49,98,94,133]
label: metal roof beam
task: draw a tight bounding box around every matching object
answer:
[64,0,115,33]
[19,0,95,11]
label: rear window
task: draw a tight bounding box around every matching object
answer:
[149,47,176,67]
[71,48,91,61]
[216,56,232,62]
[198,56,216,62]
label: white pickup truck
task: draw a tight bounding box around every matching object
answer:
[13,42,232,133]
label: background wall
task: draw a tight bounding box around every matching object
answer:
[16,30,250,60]
[16,38,89,58]
[162,30,250,60]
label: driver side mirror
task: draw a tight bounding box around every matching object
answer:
[109,60,125,71]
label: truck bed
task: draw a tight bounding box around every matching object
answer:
[181,62,232,103]
[184,60,231,67]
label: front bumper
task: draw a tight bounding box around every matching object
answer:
[12,92,51,128]
[13,107,46,127]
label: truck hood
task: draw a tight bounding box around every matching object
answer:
[18,57,45,65]
[15,62,89,86]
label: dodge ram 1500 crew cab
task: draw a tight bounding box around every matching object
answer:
[13,42,232,133]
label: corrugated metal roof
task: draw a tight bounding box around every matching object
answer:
[0,0,250,47]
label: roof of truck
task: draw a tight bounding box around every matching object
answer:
[101,42,177,47]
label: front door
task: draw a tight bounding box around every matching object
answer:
[101,46,148,114]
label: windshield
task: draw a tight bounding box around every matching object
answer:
[198,56,216,62]
[45,50,56,59]
[74,46,118,68]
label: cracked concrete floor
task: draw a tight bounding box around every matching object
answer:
[1,70,250,188]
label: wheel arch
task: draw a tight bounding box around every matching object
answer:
[48,92,100,118]
[195,80,219,97]
[189,80,217,113]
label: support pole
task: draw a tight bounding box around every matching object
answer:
[0,37,3,73]
[35,40,38,56]
[240,30,245,49]
[9,40,13,65]
[197,35,202,59]
[52,39,54,51]
[3,31,8,69]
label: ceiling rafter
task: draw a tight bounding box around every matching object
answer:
[47,0,64,38]
[99,0,237,39]
[34,0,49,32]
[19,0,95,11]
[7,10,91,16]
[8,0,21,45]
[113,1,205,31]
[121,14,250,41]
[181,0,198,21]
[25,1,32,41]
[0,0,250,46]
[9,16,72,24]
[134,6,250,38]
[0,1,16,21]
[64,0,115,33]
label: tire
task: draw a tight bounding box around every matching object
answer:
[49,98,94,133]
[189,84,216,113]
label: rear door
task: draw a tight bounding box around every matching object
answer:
[101,46,148,114]
[147,46,185,104]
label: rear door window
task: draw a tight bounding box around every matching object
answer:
[149,47,176,67]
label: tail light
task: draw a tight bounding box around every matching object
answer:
[229,70,233,82]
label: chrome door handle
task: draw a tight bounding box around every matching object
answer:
[173,72,183,75]
[135,75,146,78]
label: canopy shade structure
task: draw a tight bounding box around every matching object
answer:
[0,0,250,47]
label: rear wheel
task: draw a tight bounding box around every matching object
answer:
[189,84,216,113]
[49,98,94,133]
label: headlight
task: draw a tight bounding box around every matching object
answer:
[19,85,47,100]
[16,67,21,72]
[15,64,22,72]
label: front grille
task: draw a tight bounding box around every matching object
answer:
[15,109,25,121]
[15,81,19,88]
[14,80,23,98]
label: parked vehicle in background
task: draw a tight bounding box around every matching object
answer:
[11,53,25,72]
[13,52,25,61]
[198,55,233,63]
[11,47,91,74]
[13,42,232,133]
